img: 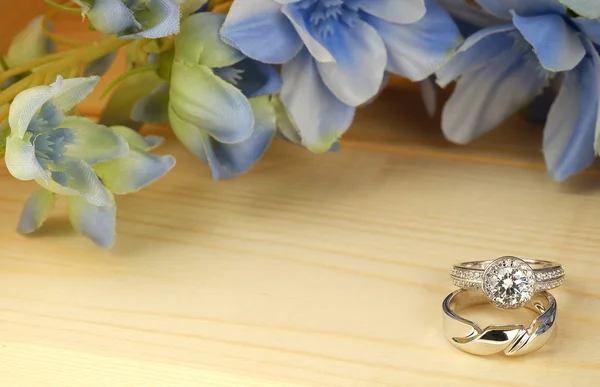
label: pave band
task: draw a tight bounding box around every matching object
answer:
[450,256,564,309]
[451,259,564,291]
[442,289,557,356]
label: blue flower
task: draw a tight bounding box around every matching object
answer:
[72,0,180,39]
[17,125,175,248]
[129,12,281,180]
[437,0,600,181]
[6,76,175,247]
[5,76,128,206]
[221,0,462,152]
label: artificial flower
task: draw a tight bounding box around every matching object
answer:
[73,0,180,39]
[4,16,55,69]
[129,12,280,180]
[270,93,340,151]
[1,15,55,93]
[221,0,462,152]
[437,0,600,181]
[5,75,128,205]
[17,126,175,247]
[1,17,56,148]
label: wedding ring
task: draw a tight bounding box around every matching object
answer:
[451,256,564,309]
[442,289,557,356]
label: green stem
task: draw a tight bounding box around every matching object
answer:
[99,63,159,100]
[0,50,71,85]
[0,37,133,106]
[44,0,81,14]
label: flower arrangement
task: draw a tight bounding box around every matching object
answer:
[0,0,598,248]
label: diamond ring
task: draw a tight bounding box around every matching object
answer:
[450,256,564,309]
[442,289,557,356]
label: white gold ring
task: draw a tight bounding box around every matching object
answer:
[442,289,557,356]
[451,256,564,309]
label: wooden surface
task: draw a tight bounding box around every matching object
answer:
[2,3,600,387]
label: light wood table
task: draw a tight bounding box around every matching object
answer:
[1,3,599,386]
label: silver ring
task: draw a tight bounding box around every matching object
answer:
[442,289,557,356]
[451,256,564,309]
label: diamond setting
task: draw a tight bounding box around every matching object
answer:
[483,256,536,309]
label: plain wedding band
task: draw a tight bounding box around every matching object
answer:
[442,289,557,356]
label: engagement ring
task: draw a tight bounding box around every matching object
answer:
[451,256,564,309]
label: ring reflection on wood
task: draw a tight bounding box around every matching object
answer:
[442,290,557,356]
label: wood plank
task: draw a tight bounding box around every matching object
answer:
[1,5,599,387]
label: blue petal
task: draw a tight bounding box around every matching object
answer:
[203,96,277,180]
[442,47,549,144]
[281,3,336,62]
[231,58,282,98]
[221,0,304,64]
[582,38,600,155]
[475,0,566,19]
[49,158,111,206]
[513,12,585,72]
[315,19,387,106]
[281,49,355,153]
[121,0,180,39]
[544,56,597,181]
[349,0,426,24]
[67,195,116,248]
[436,0,505,35]
[364,0,462,82]
[18,188,56,234]
[33,103,64,133]
[574,18,600,47]
[436,24,516,87]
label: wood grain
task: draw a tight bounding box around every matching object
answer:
[1,3,600,387]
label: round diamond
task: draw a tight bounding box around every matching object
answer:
[483,257,536,309]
